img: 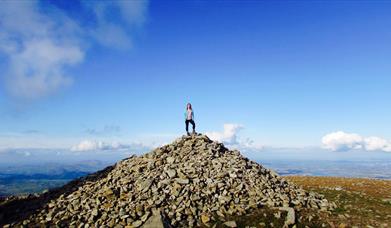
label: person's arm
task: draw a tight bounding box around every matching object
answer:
[192,111,194,120]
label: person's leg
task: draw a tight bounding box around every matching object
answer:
[185,120,190,135]
[190,120,196,133]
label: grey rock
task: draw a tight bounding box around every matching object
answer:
[223,221,237,227]
[132,220,143,227]
[142,213,165,228]
[175,178,189,185]
[92,208,99,216]
[166,169,177,178]
[139,179,153,192]
[279,207,295,228]
[166,157,175,164]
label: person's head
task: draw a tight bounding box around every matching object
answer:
[187,103,192,110]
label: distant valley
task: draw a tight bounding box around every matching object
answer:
[1,158,390,196]
[0,161,111,196]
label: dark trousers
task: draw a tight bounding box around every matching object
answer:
[185,119,195,132]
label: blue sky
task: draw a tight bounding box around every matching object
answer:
[1,1,391,154]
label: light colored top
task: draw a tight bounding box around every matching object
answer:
[185,109,194,120]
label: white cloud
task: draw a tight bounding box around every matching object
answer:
[70,140,130,152]
[92,23,133,49]
[0,0,148,100]
[117,0,149,27]
[86,0,148,49]
[322,131,391,152]
[0,1,83,100]
[322,131,363,151]
[206,124,243,145]
[5,39,83,99]
[206,123,263,150]
[364,137,391,152]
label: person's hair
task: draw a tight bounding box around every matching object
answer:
[187,103,192,110]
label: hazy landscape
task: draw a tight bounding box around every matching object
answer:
[1,147,390,196]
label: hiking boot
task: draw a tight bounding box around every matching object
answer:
[192,130,196,135]
[187,131,190,136]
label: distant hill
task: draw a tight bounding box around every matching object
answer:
[0,160,110,196]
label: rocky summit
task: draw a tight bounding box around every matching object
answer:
[1,134,335,227]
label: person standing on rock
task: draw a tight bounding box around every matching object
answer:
[185,103,196,136]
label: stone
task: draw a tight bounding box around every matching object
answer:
[338,223,347,228]
[104,188,114,197]
[141,211,151,222]
[382,198,391,204]
[279,207,295,228]
[166,169,177,178]
[201,214,210,224]
[175,178,189,185]
[139,179,153,192]
[166,157,175,164]
[224,221,237,227]
[132,220,143,227]
[143,213,165,228]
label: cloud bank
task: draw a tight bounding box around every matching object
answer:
[70,140,136,152]
[0,0,148,100]
[206,123,262,150]
[322,131,391,152]
[206,124,243,145]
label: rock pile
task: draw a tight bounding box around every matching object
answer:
[7,134,335,227]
